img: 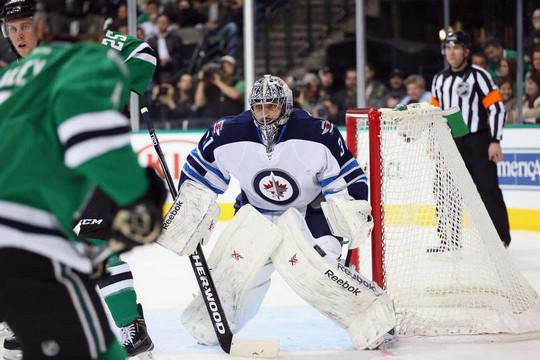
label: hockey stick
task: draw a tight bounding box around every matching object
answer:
[141,108,279,358]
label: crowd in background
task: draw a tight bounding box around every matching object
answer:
[1,1,539,128]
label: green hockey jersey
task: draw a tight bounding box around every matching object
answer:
[101,30,156,96]
[0,42,149,273]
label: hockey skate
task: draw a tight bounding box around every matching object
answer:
[369,329,396,351]
[2,335,21,360]
[120,304,154,359]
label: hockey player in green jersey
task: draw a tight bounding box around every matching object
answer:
[0,1,166,359]
[101,21,156,97]
[0,1,161,358]
[79,19,159,358]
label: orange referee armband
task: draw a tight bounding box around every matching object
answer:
[482,90,503,109]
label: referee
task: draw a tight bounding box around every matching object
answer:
[431,30,511,247]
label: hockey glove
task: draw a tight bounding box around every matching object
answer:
[321,198,373,249]
[109,167,167,252]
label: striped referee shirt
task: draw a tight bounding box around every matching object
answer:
[431,64,506,141]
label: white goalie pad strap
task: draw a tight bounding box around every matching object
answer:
[159,180,220,256]
[321,198,373,248]
[272,208,395,349]
[181,205,282,345]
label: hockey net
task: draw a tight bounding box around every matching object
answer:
[345,104,540,339]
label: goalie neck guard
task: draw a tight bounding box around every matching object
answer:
[34,0,106,41]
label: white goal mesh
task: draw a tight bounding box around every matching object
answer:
[346,104,540,338]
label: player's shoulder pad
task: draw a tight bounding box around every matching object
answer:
[287,108,340,142]
[284,108,348,160]
[208,110,254,142]
[61,43,129,82]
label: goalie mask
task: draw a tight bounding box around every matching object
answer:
[249,75,293,158]
[34,0,106,41]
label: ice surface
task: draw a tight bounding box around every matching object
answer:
[2,227,539,359]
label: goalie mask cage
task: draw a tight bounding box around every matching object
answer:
[345,104,540,339]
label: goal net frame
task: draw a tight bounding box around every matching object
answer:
[345,105,540,340]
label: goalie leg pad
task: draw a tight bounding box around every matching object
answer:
[181,205,282,345]
[272,208,396,350]
[159,180,220,255]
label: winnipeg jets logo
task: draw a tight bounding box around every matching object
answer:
[456,81,470,98]
[213,120,225,136]
[289,254,299,266]
[231,250,243,261]
[253,169,299,205]
[321,120,334,135]
[263,175,288,200]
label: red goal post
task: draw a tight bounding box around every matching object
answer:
[345,108,383,287]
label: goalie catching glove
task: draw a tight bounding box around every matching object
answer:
[108,167,167,252]
[321,198,373,248]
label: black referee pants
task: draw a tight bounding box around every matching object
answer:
[454,131,511,246]
[0,248,122,360]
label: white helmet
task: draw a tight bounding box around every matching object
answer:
[249,75,293,157]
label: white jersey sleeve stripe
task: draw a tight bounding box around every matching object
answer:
[0,200,61,229]
[57,111,129,145]
[191,149,230,183]
[132,52,157,66]
[124,43,151,62]
[64,133,131,168]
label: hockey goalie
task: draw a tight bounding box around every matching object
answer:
[158,75,396,350]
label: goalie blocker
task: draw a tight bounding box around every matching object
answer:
[159,180,220,256]
[181,205,395,350]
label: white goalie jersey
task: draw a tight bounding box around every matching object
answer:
[179,108,369,215]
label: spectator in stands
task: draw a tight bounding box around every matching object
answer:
[194,55,244,119]
[197,0,239,57]
[529,46,540,77]
[137,26,147,41]
[318,66,338,98]
[148,14,184,78]
[499,78,517,123]
[312,95,339,123]
[472,52,488,70]
[284,75,303,108]
[484,37,517,82]
[514,72,540,124]
[381,68,406,108]
[297,73,320,115]
[139,0,160,40]
[174,72,196,119]
[176,0,208,27]
[334,68,360,123]
[498,57,517,94]
[364,63,387,107]
[399,74,431,105]
[228,0,244,30]
[149,81,178,127]
[526,9,540,63]
[116,2,128,23]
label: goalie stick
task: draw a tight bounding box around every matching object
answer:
[140,107,279,358]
